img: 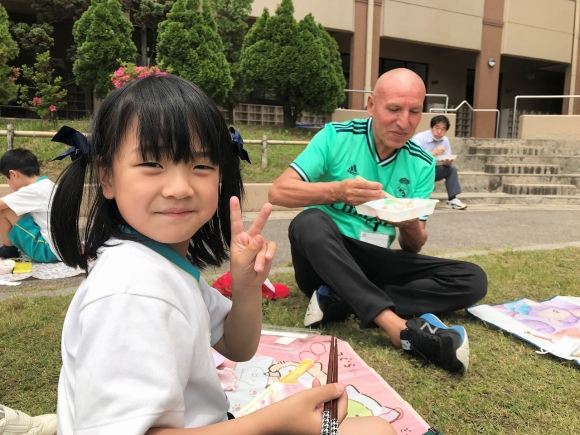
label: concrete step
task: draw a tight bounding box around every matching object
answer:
[502,183,577,195]
[430,192,580,206]
[468,146,544,156]
[458,155,580,172]
[484,163,560,175]
[432,172,580,193]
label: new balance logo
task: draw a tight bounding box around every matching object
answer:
[347,165,358,176]
[420,323,439,334]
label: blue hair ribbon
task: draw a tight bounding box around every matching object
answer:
[230,127,251,164]
[51,126,90,161]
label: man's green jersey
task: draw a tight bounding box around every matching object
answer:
[290,118,435,247]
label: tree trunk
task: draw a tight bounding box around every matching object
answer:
[228,107,235,124]
[141,25,147,66]
[283,105,299,128]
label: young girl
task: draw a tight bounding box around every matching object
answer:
[51,74,393,435]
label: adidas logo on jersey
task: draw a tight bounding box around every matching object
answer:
[347,165,358,176]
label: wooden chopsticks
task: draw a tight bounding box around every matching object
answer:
[355,175,406,206]
[322,336,339,435]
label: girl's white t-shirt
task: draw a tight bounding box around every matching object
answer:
[57,240,233,435]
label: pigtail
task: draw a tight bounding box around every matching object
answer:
[50,154,92,270]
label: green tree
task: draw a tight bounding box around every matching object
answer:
[17,51,68,127]
[73,0,137,99]
[10,23,54,57]
[156,0,232,105]
[120,0,174,66]
[211,0,253,123]
[0,4,19,104]
[9,1,89,62]
[241,0,345,127]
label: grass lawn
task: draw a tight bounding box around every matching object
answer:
[1,248,580,434]
[0,118,311,184]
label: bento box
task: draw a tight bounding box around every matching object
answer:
[355,198,438,222]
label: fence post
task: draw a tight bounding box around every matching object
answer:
[261,134,268,169]
[6,124,14,150]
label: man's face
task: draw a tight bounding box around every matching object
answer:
[367,81,425,155]
[431,122,448,141]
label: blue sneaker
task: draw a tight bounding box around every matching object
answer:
[399,313,469,374]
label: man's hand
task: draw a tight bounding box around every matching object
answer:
[338,178,385,206]
[441,159,454,166]
[431,146,446,156]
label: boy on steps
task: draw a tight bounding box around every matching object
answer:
[0,149,59,262]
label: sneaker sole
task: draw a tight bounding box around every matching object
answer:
[420,313,469,374]
[446,204,467,210]
[304,291,324,327]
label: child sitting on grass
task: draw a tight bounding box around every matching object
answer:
[50,74,394,434]
[0,148,59,262]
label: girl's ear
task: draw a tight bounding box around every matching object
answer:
[98,166,115,199]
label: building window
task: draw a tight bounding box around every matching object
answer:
[379,59,428,85]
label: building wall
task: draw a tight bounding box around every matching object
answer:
[250,0,355,32]
[381,0,484,50]
[502,0,575,63]
[380,40,477,105]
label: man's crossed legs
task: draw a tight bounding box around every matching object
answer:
[289,209,488,373]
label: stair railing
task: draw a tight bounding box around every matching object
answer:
[511,95,580,138]
[430,100,500,138]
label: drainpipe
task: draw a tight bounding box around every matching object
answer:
[569,0,580,114]
[364,0,374,106]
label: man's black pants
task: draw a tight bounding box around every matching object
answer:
[289,209,488,327]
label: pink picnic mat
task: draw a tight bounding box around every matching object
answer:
[222,332,439,435]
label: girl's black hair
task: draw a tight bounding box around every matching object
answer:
[50,74,244,272]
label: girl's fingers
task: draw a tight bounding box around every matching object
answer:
[236,234,264,270]
[245,202,273,239]
[229,196,244,239]
[253,241,276,273]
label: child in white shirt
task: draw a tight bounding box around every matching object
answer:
[50,74,393,435]
[0,148,59,262]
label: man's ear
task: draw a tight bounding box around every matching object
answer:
[98,166,115,199]
[366,95,374,117]
[8,169,18,179]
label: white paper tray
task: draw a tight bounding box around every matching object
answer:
[434,154,457,161]
[355,198,438,222]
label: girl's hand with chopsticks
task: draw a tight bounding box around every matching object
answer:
[256,380,348,434]
[337,178,385,206]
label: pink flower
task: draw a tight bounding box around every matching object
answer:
[49,105,57,112]
[56,93,61,98]
[114,68,125,77]
[32,97,42,106]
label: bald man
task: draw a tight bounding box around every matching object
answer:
[269,69,487,374]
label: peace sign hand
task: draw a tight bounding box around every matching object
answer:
[229,196,276,295]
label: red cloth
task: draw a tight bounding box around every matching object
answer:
[212,271,289,300]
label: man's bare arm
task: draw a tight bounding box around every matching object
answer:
[268,168,384,208]
[390,219,428,254]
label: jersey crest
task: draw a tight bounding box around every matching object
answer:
[396,177,410,198]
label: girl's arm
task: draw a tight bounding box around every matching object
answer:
[212,198,276,361]
[145,382,349,435]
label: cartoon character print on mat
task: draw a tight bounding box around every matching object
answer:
[496,298,580,339]
[345,385,402,423]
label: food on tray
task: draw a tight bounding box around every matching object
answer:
[435,154,457,161]
[355,198,439,222]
